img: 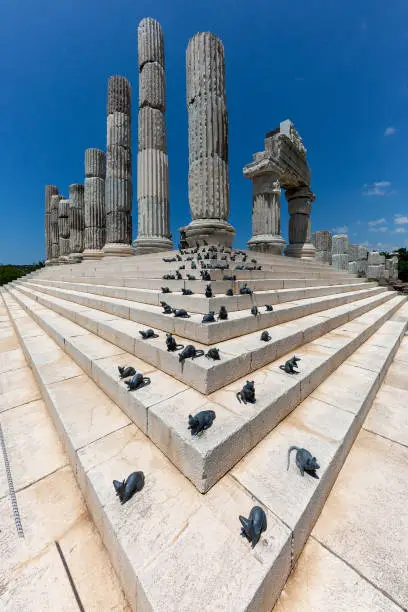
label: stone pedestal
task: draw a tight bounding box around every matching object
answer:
[69,184,85,263]
[103,76,134,257]
[184,32,235,247]
[45,185,59,265]
[312,230,332,265]
[83,148,106,259]
[50,194,62,265]
[332,234,349,271]
[284,186,316,259]
[245,171,285,254]
[134,18,173,255]
[58,198,70,263]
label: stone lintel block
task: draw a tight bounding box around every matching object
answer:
[139,62,165,112]
[85,148,106,179]
[138,107,167,152]
[107,75,131,115]
[186,32,226,104]
[138,17,164,69]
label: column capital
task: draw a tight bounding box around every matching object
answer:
[285,185,315,216]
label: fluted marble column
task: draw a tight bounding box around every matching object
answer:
[45,185,59,265]
[246,170,285,254]
[134,18,173,254]
[184,32,235,247]
[69,184,85,263]
[284,186,316,259]
[103,76,134,256]
[58,198,70,263]
[332,234,349,270]
[83,148,106,259]
[50,194,62,264]
[313,230,332,264]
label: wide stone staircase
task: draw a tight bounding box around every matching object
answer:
[1,246,407,611]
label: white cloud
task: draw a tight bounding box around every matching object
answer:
[362,181,393,196]
[369,226,388,232]
[395,227,407,233]
[368,218,386,226]
[332,225,348,234]
[394,214,408,225]
[384,126,396,136]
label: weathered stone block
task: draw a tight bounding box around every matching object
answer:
[138,107,166,152]
[107,76,131,115]
[332,254,349,271]
[315,251,332,265]
[368,251,385,266]
[348,244,359,262]
[332,234,348,255]
[139,62,165,111]
[357,245,369,261]
[367,264,385,279]
[313,230,332,252]
[138,17,164,69]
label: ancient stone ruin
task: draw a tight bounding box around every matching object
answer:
[4,15,404,612]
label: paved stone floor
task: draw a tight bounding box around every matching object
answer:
[274,336,408,612]
[0,303,129,611]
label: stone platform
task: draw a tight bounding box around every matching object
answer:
[1,246,407,611]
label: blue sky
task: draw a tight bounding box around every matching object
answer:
[1,0,408,263]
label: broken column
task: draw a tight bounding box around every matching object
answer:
[103,76,134,256]
[83,148,106,259]
[45,185,59,265]
[312,230,332,264]
[244,163,285,254]
[58,198,70,263]
[284,186,316,258]
[68,184,85,263]
[50,194,62,265]
[332,234,349,271]
[367,251,386,280]
[133,18,173,254]
[184,32,235,246]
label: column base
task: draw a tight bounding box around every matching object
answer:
[183,219,235,248]
[68,253,83,263]
[58,256,71,264]
[45,259,58,266]
[247,234,286,255]
[82,249,105,260]
[284,243,316,259]
[102,243,134,257]
[132,236,173,256]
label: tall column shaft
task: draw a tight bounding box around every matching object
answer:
[184,32,235,246]
[103,76,133,256]
[69,184,85,263]
[134,18,173,254]
[45,185,58,265]
[284,186,316,259]
[50,194,62,263]
[83,148,106,259]
[247,172,285,254]
[58,198,70,263]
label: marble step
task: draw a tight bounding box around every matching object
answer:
[11,285,395,394]
[32,273,363,292]
[3,289,407,612]
[17,280,388,345]
[6,285,405,493]
[24,278,378,313]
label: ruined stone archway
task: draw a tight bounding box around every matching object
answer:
[243,119,316,258]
